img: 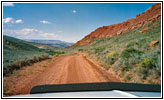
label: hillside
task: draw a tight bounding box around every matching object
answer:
[3,35,50,75]
[25,39,73,48]
[74,3,161,46]
[3,35,41,52]
[63,3,161,84]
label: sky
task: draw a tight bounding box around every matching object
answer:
[3,3,155,43]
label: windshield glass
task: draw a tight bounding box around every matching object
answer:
[2,2,161,98]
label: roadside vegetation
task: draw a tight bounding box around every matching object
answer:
[62,19,161,84]
[46,50,65,56]
[3,35,64,76]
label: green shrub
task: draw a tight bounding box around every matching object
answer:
[156,56,161,73]
[94,47,105,54]
[106,57,116,65]
[137,57,156,79]
[105,51,119,65]
[122,66,131,71]
[124,74,132,82]
[149,69,160,79]
[119,71,126,77]
[12,69,19,75]
[47,51,55,56]
[141,49,161,73]
[96,39,105,43]
[47,51,64,56]
[126,41,138,48]
[114,48,143,73]
[148,79,153,84]
[3,55,50,76]
[106,51,117,58]
[113,58,129,72]
[121,48,143,59]
[137,37,147,48]
[78,49,84,52]
[3,85,9,93]
[113,55,140,73]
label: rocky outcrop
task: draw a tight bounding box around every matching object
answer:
[139,27,149,33]
[149,40,159,48]
[74,3,161,46]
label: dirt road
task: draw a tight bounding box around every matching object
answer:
[3,53,121,96]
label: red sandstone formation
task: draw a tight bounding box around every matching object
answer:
[74,3,161,46]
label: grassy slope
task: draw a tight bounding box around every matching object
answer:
[3,35,48,68]
[62,19,161,84]
[3,35,66,76]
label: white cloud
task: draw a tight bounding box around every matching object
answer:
[17,28,39,35]
[3,17,23,24]
[15,19,23,24]
[3,3,14,7]
[72,10,77,14]
[40,33,58,38]
[3,28,58,40]
[40,20,51,24]
[3,17,13,23]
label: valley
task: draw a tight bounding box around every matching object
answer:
[3,3,161,97]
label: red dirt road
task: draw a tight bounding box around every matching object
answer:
[3,53,121,96]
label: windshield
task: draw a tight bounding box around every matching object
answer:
[2,2,161,98]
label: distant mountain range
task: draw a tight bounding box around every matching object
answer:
[24,39,74,48]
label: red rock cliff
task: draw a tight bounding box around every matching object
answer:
[74,3,161,46]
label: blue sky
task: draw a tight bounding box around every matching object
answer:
[3,3,155,43]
